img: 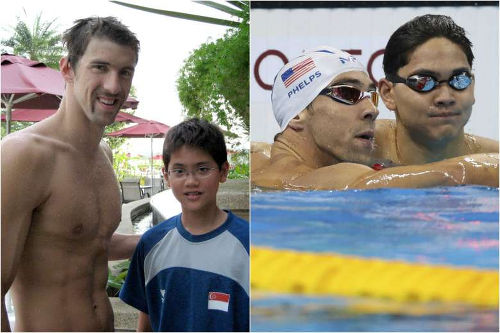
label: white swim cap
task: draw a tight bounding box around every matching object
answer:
[272,46,368,131]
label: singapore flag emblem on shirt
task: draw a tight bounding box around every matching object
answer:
[208,292,230,312]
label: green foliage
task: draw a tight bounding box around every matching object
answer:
[176,4,249,136]
[111,149,137,181]
[1,11,64,69]
[1,121,33,138]
[107,260,130,297]
[103,121,128,152]
[228,149,249,179]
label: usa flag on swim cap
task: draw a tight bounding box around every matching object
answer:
[281,57,316,88]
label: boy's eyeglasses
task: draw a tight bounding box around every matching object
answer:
[166,166,217,180]
[386,72,473,92]
[318,85,379,107]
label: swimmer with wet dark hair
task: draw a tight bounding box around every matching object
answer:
[375,14,498,165]
[251,46,498,190]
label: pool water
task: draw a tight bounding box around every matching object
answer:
[252,294,498,332]
[132,211,153,234]
[251,186,499,331]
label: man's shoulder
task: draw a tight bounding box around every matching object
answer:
[1,131,66,212]
[374,119,396,143]
[251,141,272,156]
[466,134,499,153]
[3,126,75,158]
[373,119,396,160]
[375,118,396,130]
[251,141,272,173]
[1,131,62,175]
[252,144,313,189]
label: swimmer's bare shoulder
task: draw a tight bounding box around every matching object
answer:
[466,134,498,153]
[252,146,313,189]
[374,119,395,138]
[373,119,396,161]
[251,141,272,173]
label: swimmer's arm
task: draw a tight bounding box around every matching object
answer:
[109,233,141,260]
[1,138,52,331]
[349,153,499,189]
[137,311,152,331]
[288,154,499,190]
[287,163,374,190]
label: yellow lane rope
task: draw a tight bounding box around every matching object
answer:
[251,246,498,308]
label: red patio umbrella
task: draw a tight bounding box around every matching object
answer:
[107,120,170,187]
[106,121,170,138]
[114,111,147,123]
[1,53,63,133]
[1,53,139,134]
[1,108,148,123]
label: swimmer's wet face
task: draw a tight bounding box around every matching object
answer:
[389,37,474,142]
[306,71,379,165]
[68,37,136,126]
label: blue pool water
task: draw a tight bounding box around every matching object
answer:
[251,186,499,331]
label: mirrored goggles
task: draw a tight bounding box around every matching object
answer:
[319,85,379,107]
[386,72,473,92]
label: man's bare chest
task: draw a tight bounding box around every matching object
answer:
[32,154,121,242]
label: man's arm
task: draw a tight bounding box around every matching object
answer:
[137,311,152,331]
[289,153,498,190]
[102,139,140,261]
[1,137,53,331]
[109,233,140,260]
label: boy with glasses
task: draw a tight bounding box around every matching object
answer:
[119,118,249,331]
[376,14,498,165]
[252,46,498,190]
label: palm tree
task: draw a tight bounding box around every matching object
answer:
[1,10,64,69]
[109,1,248,27]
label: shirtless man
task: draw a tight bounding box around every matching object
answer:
[251,47,498,190]
[2,17,141,331]
[375,14,498,165]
